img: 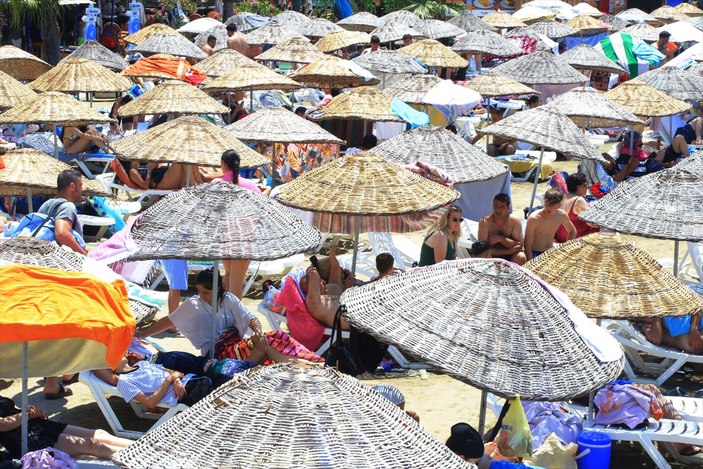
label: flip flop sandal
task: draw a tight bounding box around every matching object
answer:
[62,375,79,385]
[45,384,73,400]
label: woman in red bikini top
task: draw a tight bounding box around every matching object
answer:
[555,173,599,243]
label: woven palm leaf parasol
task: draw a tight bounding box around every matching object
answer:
[0,149,108,197]
[352,50,427,74]
[315,30,371,53]
[373,125,508,183]
[513,6,556,23]
[0,70,37,111]
[478,106,603,161]
[274,10,313,31]
[526,20,577,38]
[194,24,230,53]
[369,22,424,44]
[451,29,523,56]
[579,165,703,242]
[620,23,659,42]
[340,259,624,400]
[600,14,628,31]
[688,15,703,30]
[246,23,306,45]
[61,40,129,71]
[636,66,703,102]
[417,19,465,40]
[298,18,343,38]
[307,86,402,121]
[124,23,182,45]
[132,33,207,60]
[0,238,159,325]
[255,36,325,64]
[447,11,496,32]
[651,5,690,22]
[126,183,322,261]
[545,86,643,129]
[676,2,703,17]
[492,51,588,85]
[689,61,703,78]
[30,58,131,93]
[194,49,263,78]
[227,107,344,144]
[0,45,51,81]
[0,91,114,127]
[463,71,537,98]
[201,65,303,92]
[398,39,468,68]
[525,232,703,319]
[337,11,383,32]
[275,152,459,215]
[290,56,380,88]
[482,11,526,29]
[224,13,262,33]
[112,364,471,469]
[381,10,424,29]
[504,27,553,52]
[566,14,608,34]
[615,8,657,24]
[605,80,691,117]
[572,2,605,17]
[111,116,266,168]
[384,74,443,104]
[117,80,228,117]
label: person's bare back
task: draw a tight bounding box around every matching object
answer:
[227,32,248,55]
[524,189,576,260]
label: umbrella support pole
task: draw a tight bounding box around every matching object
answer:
[629,128,634,156]
[27,187,33,213]
[53,127,59,159]
[250,87,254,113]
[210,259,220,360]
[478,390,487,436]
[674,240,680,277]
[351,217,360,278]
[587,318,602,423]
[21,342,28,456]
[528,147,544,214]
[186,165,192,188]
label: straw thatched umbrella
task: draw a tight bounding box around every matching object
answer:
[290,56,380,88]
[226,107,345,145]
[337,11,383,32]
[124,23,182,45]
[482,11,526,29]
[201,64,303,93]
[61,40,129,71]
[636,66,703,102]
[194,24,230,52]
[352,50,427,76]
[340,258,624,401]
[255,36,324,64]
[601,14,628,31]
[615,8,658,24]
[315,30,371,53]
[30,58,131,94]
[373,125,508,183]
[369,22,424,44]
[478,106,603,209]
[451,29,524,57]
[525,232,703,319]
[447,11,496,33]
[298,18,343,39]
[307,86,403,122]
[398,39,468,69]
[194,49,263,78]
[513,5,556,23]
[112,364,471,469]
[687,15,703,30]
[223,14,257,33]
[111,116,266,168]
[605,79,691,117]
[545,86,643,129]
[381,10,424,29]
[0,149,108,210]
[566,14,608,35]
[651,5,690,22]
[384,74,443,104]
[117,80,228,117]
[526,20,578,38]
[463,71,538,98]
[246,23,306,45]
[620,23,660,42]
[417,19,466,40]
[491,51,588,85]
[132,33,207,60]
[504,26,553,52]
[274,10,313,31]
[0,45,51,81]
[689,61,703,78]
[0,70,37,111]
[676,2,703,17]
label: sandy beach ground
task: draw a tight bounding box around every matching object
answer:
[2,158,699,468]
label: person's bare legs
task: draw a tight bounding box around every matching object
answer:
[43,377,60,396]
[155,164,185,190]
[54,427,130,459]
[510,252,527,266]
[641,319,664,345]
[223,259,249,299]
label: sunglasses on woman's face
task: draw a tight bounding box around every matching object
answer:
[451,217,463,223]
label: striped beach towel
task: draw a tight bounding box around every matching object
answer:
[595,33,650,78]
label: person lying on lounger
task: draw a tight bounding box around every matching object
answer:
[118,159,204,190]
[62,126,110,155]
[639,311,703,354]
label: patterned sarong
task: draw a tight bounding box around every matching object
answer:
[215,329,324,363]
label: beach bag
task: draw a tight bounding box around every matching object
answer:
[495,396,534,458]
[325,306,362,376]
[7,202,86,249]
[325,306,388,376]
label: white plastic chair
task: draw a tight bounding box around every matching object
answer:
[95,172,172,204]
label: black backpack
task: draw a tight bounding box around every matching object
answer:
[325,306,388,376]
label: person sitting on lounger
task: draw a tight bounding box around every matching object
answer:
[0,396,131,461]
[419,205,463,267]
[478,193,526,265]
[371,252,395,281]
[118,158,204,190]
[62,126,110,155]
[524,188,576,261]
[640,311,703,354]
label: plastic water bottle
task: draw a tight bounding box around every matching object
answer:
[83,2,100,42]
[128,0,142,35]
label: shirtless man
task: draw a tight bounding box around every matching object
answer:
[201,35,216,56]
[524,188,576,261]
[641,311,703,354]
[226,23,248,55]
[478,193,526,265]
